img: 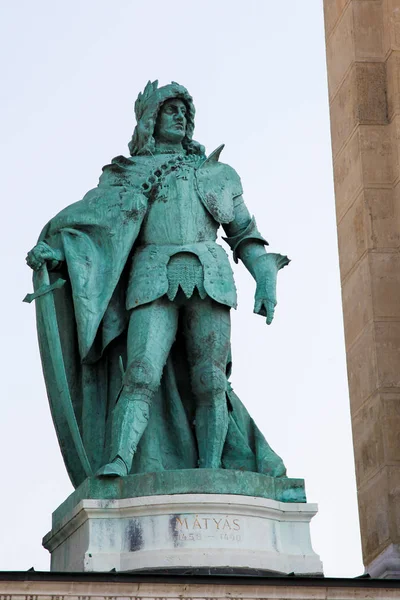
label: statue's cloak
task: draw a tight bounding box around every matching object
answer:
[35,161,286,488]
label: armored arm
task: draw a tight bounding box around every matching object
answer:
[223,195,289,324]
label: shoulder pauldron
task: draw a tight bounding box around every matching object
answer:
[195,156,243,224]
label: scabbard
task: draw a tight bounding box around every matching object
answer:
[33,265,93,478]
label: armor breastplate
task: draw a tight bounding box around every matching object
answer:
[137,162,218,246]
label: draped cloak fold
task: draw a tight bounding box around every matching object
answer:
[34,158,286,488]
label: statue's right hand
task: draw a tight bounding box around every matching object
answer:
[26,242,62,271]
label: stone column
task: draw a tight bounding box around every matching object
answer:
[323,0,400,578]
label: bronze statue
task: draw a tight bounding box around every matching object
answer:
[26,81,289,487]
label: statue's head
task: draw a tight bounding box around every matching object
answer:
[128,80,205,156]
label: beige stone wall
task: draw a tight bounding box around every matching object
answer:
[1,578,400,600]
[323,0,400,569]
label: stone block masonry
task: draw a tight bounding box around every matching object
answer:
[323,0,400,577]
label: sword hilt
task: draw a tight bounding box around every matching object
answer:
[23,277,66,304]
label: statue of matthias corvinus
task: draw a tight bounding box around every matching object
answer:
[26,81,289,487]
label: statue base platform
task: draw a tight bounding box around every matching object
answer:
[49,469,308,527]
[43,475,322,575]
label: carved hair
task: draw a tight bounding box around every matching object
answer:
[128,81,205,157]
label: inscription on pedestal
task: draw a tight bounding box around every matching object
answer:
[172,514,242,543]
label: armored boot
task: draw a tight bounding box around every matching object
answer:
[195,399,229,468]
[96,394,150,477]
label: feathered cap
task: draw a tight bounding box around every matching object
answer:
[128,80,204,156]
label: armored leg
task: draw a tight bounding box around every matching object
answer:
[184,295,231,468]
[97,298,178,477]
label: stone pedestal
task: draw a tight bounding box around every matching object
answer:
[43,493,322,574]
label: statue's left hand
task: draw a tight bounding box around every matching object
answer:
[251,253,288,325]
[26,242,62,271]
[254,293,276,325]
[254,278,277,325]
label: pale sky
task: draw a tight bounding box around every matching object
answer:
[0,1,364,577]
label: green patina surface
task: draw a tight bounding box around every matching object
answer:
[52,470,306,527]
[25,81,295,498]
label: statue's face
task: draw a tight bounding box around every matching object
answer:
[154,98,187,144]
